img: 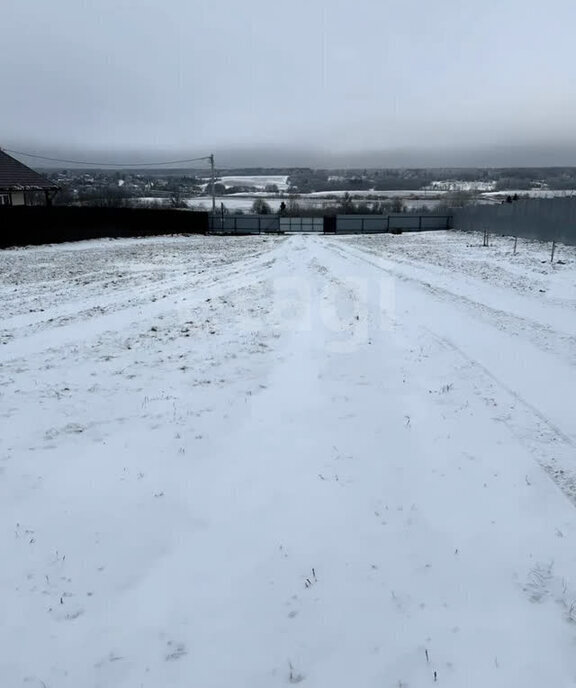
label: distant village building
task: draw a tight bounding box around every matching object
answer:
[426,180,497,192]
[0,149,59,206]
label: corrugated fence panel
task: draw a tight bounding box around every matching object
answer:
[388,215,451,230]
[209,214,280,233]
[259,216,281,233]
[207,214,452,235]
[452,198,576,245]
[335,215,451,233]
[388,215,419,229]
[335,216,388,233]
[421,216,453,229]
[280,217,323,232]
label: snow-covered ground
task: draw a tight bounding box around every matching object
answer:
[189,194,442,212]
[140,188,576,213]
[189,195,285,212]
[1,231,576,687]
[484,189,576,199]
[145,186,576,214]
[304,189,444,198]
[217,175,290,191]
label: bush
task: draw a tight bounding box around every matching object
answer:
[251,199,272,214]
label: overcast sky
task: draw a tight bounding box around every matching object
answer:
[2,0,576,167]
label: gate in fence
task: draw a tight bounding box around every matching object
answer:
[279,217,323,233]
[207,213,452,235]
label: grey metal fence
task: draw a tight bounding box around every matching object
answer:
[332,214,452,234]
[452,198,576,246]
[280,217,323,232]
[207,213,452,235]
[208,214,280,234]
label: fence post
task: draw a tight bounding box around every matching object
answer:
[513,236,518,255]
[551,240,556,263]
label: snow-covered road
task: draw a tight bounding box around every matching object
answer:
[1,232,576,687]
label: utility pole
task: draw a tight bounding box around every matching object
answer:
[210,153,216,214]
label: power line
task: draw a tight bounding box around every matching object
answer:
[3,146,219,214]
[1,147,213,168]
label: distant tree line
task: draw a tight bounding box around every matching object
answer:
[49,166,576,210]
[248,193,408,216]
[286,167,576,194]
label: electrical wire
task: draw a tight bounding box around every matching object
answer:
[1,147,212,168]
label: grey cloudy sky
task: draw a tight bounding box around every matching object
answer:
[2,0,576,166]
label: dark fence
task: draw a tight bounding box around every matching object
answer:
[1,207,455,247]
[208,215,324,233]
[452,198,576,246]
[0,206,209,248]
[280,217,324,232]
[208,214,280,234]
[332,214,452,234]
[208,213,451,235]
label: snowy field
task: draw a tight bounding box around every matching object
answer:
[189,194,442,212]
[1,231,576,687]
[217,175,290,191]
[484,189,576,199]
[189,195,285,212]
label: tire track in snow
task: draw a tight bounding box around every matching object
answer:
[424,329,576,506]
[0,245,282,363]
[1,245,282,342]
[324,238,576,367]
[322,237,576,507]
